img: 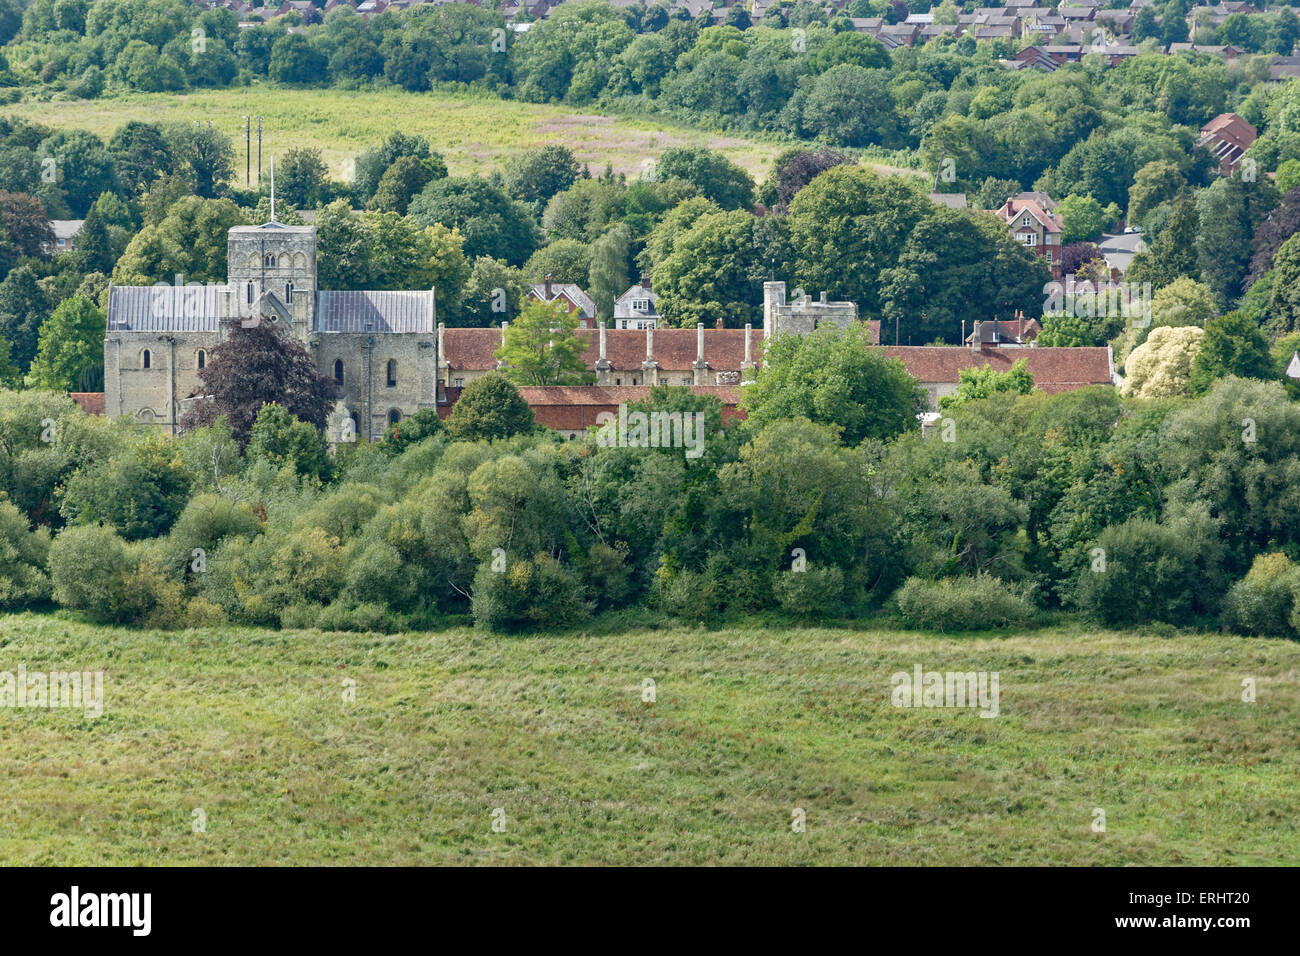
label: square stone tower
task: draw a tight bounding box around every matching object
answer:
[227,221,317,342]
[762,281,858,339]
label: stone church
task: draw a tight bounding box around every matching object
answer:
[104,216,438,441]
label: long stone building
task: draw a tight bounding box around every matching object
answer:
[104,218,1114,438]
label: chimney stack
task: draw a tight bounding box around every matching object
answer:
[696,323,705,362]
[544,274,553,299]
[640,271,650,291]
[599,320,607,361]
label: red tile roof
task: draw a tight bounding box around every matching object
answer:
[70,392,105,415]
[997,199,1064,234]
[442,322,881,373]
[442,327,503,371]
[880,346,1112,393]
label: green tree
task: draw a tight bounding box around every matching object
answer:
[652,209,761,328]
[523,239,591,287]
[60,433,193,541]
[1128,195,1201,291]
[787,165,933,314]
[1057,194,1114,245]
[1265,231,1300,337]
[367,155,431,215]
[938,358,1035,411]
[74,202,115,274]
[654,146,755,211]
[409,176,542,266]
[269,33,328,84]
[26,294,105,392]
[587,223,631,321]
[270,146,328,209]
[445,372,536,441]
[496,297,593,386]
[742,322,926,445]
[112,196,248,284]
[166,123,234,199]
[247,402,333,483]
[503,144,581,209]
[1189,311,1275,394]
[1127,160,1185,226]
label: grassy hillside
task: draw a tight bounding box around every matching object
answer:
[1,613,1296,865]
[6,86,795,182]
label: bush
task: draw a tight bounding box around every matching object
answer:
[471,553,589,632]
[895,573,1035,632]
[49,524,184,626]
[49,524,133,623]
[0,499,51,608]
[1222,552,1300,638]
[772,565,845,617]
[1074,514,1222,626]
[658,567,721,622]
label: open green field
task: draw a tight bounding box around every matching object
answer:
[1,613,1296,865]
[5,85,927,186]
[6,86,797,182]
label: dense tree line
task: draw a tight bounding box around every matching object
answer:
[2,321,1299,637]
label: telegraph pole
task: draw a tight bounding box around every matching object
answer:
[257,116,263,184]
[243,116,250,185]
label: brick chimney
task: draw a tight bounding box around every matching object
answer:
[544,274,553,299]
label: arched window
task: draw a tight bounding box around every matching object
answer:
[142,349,151,369]
[197,349,206,370]
[246,281,254,305]
[285,282,293,302]
[137,409,154,424]
[388,409,401,426]
[264,254,276,268]
[333,359,344,385]
[386,359,397,388]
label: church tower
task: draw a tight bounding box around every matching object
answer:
[226,221,317,343]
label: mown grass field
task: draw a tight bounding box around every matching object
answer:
[6,86,795,182]
[1,612,1296,865]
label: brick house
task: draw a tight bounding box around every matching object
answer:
[995,197,1065,277]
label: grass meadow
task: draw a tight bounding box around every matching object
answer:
[7,86,794,182]
[0,612,1296,865]
[6,85,929,186]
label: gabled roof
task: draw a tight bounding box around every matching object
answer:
[529,282,596,319]
[108,284,228,332]
[50,219,84,240]
[316,290,434,333]
[881,346,1113,392]
[613,284,659,318]
[998,198,1065,233]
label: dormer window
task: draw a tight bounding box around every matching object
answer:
[633,298,650,311]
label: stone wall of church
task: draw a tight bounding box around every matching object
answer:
[315,332,438,442]
[104,330,220,432]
